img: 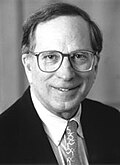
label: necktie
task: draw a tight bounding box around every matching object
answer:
[65,120,80,165]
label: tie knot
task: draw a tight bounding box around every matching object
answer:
[67,120,78,132]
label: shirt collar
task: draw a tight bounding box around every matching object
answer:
[70,107,84,139]
[30,87,83,146]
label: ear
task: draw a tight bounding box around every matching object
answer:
[94,54,100,71]
[93,56,99,82]
[22,53,33,83]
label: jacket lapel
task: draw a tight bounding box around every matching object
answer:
[19,87,58,164]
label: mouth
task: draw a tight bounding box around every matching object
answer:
[52,85,80,92]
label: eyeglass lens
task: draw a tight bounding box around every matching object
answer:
[37,51,95,72]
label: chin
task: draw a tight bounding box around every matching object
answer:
[51,100,80,119]
[51,95,82,113]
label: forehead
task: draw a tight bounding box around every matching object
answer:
[34,16,91,52]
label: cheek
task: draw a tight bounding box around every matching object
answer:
[80,71,97,92]
[32,71,46,90]
[31,67,53,97]
[31,62,46,86]
[86,71,96,89]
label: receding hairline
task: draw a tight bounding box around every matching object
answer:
[30,15,90,52]
[22,2,103,54]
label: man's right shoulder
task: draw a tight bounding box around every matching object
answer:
[0,99,22,130]
[0,87,31,123]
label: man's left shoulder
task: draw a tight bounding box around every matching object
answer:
[82,98,120,115]
[82,98,120,162]
[82,98,120,129]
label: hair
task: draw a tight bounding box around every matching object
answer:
[22,2,103,55]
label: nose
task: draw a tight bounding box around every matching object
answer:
[55,57,75,80]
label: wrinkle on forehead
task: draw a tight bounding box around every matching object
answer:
[34,16,91,53]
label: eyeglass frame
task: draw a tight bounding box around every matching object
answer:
[28,49,99,73]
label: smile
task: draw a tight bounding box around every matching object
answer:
[52,85,80,92]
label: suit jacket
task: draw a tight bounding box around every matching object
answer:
[0,87,120,164]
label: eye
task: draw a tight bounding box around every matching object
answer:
[75,53,87,59]
[71,52,89,62]
[43,54,56,60]
[40,52,61,64]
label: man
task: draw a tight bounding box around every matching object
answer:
[0,2,120,164]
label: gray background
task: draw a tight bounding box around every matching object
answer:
[1,0,120,113]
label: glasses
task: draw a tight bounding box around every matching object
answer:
[29,50,98,73]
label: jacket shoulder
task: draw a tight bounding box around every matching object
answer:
[82,98,120,115]
[82,98,120,163]
[0,87,31,124]
[81,98,120,138]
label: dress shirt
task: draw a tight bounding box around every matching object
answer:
[30,87,89,165]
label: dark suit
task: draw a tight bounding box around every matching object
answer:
[0,87,120,164]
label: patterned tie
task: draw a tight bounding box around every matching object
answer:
[65,120,80,165]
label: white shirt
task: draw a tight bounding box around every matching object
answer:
[30,87,89,165]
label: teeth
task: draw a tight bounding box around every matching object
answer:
[53,86,71,92]
[59,88,69,92]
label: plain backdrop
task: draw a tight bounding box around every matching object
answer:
[0,0,120,113]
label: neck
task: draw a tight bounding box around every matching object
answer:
[58,106,80,120]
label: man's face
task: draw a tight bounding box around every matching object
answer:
[23,16,98,119]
